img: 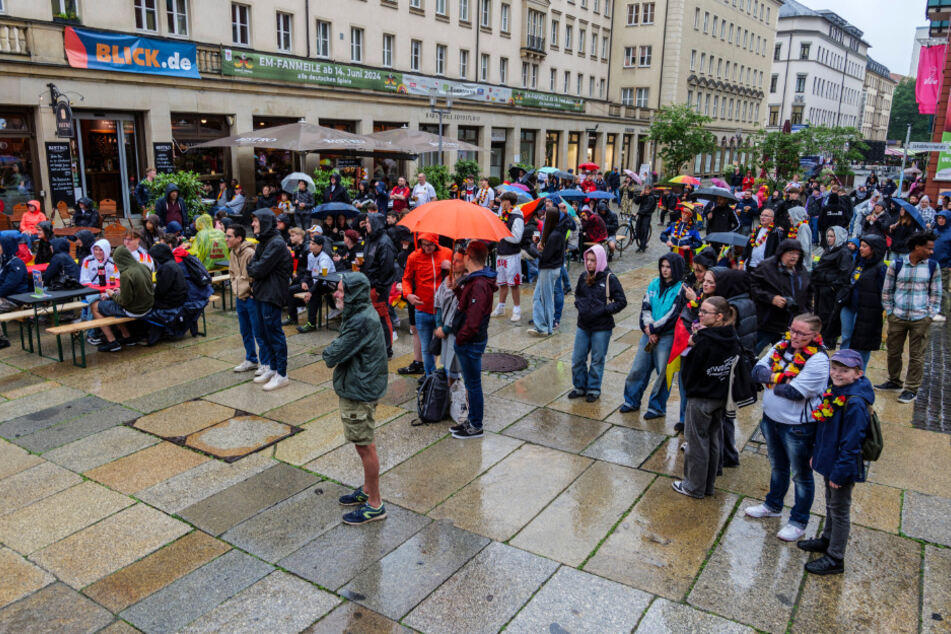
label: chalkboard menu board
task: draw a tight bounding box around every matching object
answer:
[45,142,76,209]
[153,142,175,174]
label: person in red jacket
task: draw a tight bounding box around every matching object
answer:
[19,200,47,236]
[402,232,452,377]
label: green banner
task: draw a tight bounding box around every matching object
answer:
[512,90,585,113]
[936,131,951,181]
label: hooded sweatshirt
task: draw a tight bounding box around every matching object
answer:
[142,214,165,250]
[42,238,80,287]
[362,213,398,294]
[402,232,452,314]
[247,209,292,307]
[149,243,188,310]
[750,239,811,336]
[933,210,951,268]
[787,206,813,269]
[19,201,46,236]
[112,245,154,316]
[712,268,757,352]
[0,233,29,298]
[228,238,256,300]
[80,239,117,285]
[154,184,187,227]
[73,197,100,228]
[640,252,686,336]
[574,244,627,332]
[321,272,388,403]
[812,376,875,484]
[190,213,229,269]
[73,229,96,261]
[452,267,498,344]
[681,324,742,400]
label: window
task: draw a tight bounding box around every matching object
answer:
[635,87,649,107]
[601,36,608,58]
[499,57,508,83]
[579,29,585,53]
[791,105,803,125]
[480,0,490,27]
[315,20,330,57]
[590,30,598,56]
[773,43,781,60]
[713,95,718,117]
[166,0,188,35]
[599,78,605,98]
[695,91,702,112]
[551,20,559,45]
[589,76,595,97]
[380,33,394,66]
[411,39,421,70]
[729,23,734,43]
[593,0,599,13]
[627,3,639,25]
[770,73,777,93]
[703,11,709,33]
[712,16,718,35]
[436,43,446,74]
[459,49,469,77]
[765,6,769,23]
[276,12,292,52]
[717,58,722,77]
[581,0,587,7]
[350,27,363,62]
[531,63,538,88]
[795,73,806,93]
[410,0,420,7]
[694,7,700,29]
[134,0,158,31]
[638,45,652,67]
[231,4,250,46]
[564,70,570,93]
[605,1,610,17]
[521,61,529,87]
[800,42,810,60]
[527,8,545,47]
[565,24,573,50]
[436,0,446,14]
[577,73,583,95]
[642,2,654,23]
[704,94,710,115]
[550,68,557,90]
[720,20,726,39]
[624,47,635,67]
[459,0,469,21]
[481,53,489,80]
[687,90,693,106]
[700,53,705,73]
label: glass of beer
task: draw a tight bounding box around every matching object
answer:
[320,265,328,276]
[356,252,364,266]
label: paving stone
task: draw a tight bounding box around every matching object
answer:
[0,582,113,634]
[271,413,346,465]
[635,598,755,633]
[279,504,431,590]
[429,444,591,541]
[120,549,273,634]
[203,380,316,415]
[97,357,232,403]
[478,395,537,432]
[792,525,921,634]
[688,499,821,632]
[16,404,141,454]
[0,461,82,516]
[135,451,274,515]
[287,360,334,386]
[585,478,738,600]
[83,531,230,613]
[820,481,902,534]
[29,504,190,589]
[0,386,86,423]
[0,547,55,609]
[97,621,141,634]
[340,520,490,620]
[186,415,295,461]
[404,541,557,634]
[379,374,419,407]
[43,426,159,473]
[85,441,210,494]
[264,388,339,426]
[580,425,667,468]
[493,360,573,406]
[133,401,235,439]
[0,439,42,479]
[923,545,951,634]
[221,483,348,562]
[867,423,951,497]
[502,409,610,453]
[303,603,411,634]
[902,491,951,547]
[0,372,48,399]
[177,463,319,536]
[123,370,249,413]
[180,571,339,634]
[0,395,112,441]
[0,481,134,554]
[511,461,655,566]
[505,566,652,634]
[544,369,630,421]
[380,432,523,513]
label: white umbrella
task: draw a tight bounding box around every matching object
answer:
[282,172,315,194]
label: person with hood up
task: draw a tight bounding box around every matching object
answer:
[706,197,740,235]
[292,179,315,229]
[296,234,338,333]
[750,239,812,354]
[787,206,813,270]
[73,197,100,228]
[70,229,96,262]
[275,214,292,244]
[323,271,389,525]
[811,226,852,346]
[886,206,919,260]
[449,241,498,439]
[850,191,883,238]
[141,214,165,251]
[323,173,351,205]
[374,179,390,212]
[528,208,568,336]
[672,296,742,499]
[154,183,188,228]
[0,233,29,322]
[227,224,267,373]
[569,244,627,403]
[798,349,874,576]
[42,238,80,289]
[79,239,116,285]
[362,212,399,358]
[742,207,781,269]
[818,190,851,238]
[33,222,55,265]
[352,180,375,210]
[19,200,46,236]
[248,209,293,391]
[933,210,951,320]
[401,232,452,377]
[839,235,887,369]
[90,245,154,352]
[620,252,687,417]
[146,243,188,345]
[190,213,229,269]
[433,248,465,384]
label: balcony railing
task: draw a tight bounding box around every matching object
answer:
[0,20,29,56]
[526,35,545,52]
[197,46,221,74]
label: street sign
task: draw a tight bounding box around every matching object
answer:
[907,141,951,152]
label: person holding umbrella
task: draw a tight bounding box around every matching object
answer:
[292,179,315,229]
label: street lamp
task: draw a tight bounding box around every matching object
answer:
[429,91,453,164]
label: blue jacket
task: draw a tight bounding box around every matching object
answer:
[0,234,29,298]
[933,211,951,269]
[42,238,80,286]
[812,376,874,485]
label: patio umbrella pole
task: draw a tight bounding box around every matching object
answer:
[897,124,911,195]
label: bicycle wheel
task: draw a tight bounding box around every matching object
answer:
[616,224,633,256]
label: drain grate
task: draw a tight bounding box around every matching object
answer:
[482,352,529,373]
[911,323,951,435]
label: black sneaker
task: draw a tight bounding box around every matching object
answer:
[451,423,484,439]
[797,537,830,553]
[897,390,917,404]
[585,393,599,403]
[281,316,297,326]
[86,335,103,346]
[0,337,9,350]
[297,322,316,333]
[338,486,368,506]
[619,404,639,413]
[449,422,467,434]
[97,340,121,353]
[119,336,139,347]
[674,422,685,434]
[398,360,425,375]
[804,554,844,575]
[874,379,903,391]
[643,409,665,420]
[567,389,586,399]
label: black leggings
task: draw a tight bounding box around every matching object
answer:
[636,214,652,250]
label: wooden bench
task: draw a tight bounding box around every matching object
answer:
[210,274,232,311]
[615,233,630,256]
[1,301,87,353]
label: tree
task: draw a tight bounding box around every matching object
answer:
[887,77,932,143]
[750,130,804,192]
[799,125,867,177]
[451,159,480,187]
[647,104,717,176]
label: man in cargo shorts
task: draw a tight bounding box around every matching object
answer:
[491,192,525,322]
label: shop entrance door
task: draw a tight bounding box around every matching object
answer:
[73,114,139,218]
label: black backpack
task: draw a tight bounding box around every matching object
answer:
[416,368,450,423]
[730,347,759,409]
[180,253,212,287]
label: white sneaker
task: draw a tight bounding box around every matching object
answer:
[253,368,275,384]
[327,308,342,320]
[933,314,947,323]
[392,330,398,343]
[744,503,782,519]
[510,307,521,322]
[254,364,270,377]
[233,360,258,373]
[262,373,290,391]
[776,523,806,542]
[526,328,547,337]
[492,304,505,317]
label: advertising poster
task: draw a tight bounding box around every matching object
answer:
[64,26,200,78]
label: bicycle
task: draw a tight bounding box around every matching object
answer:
[616,212,651,256]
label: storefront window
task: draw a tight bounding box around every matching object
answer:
[545,131,559,167]
[373,121,408,188]
[418,123,443,168]
[519,130,537,167]
[0,111,37,214]
[171,114,230,183]
[457,126,480,163]
[253,116,300,195]
[605,133,617,170]
[567,132,580,172]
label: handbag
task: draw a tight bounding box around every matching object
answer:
[428,333,442,357]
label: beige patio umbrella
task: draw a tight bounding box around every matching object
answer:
[367,128,483,154]
[189,121,416,157]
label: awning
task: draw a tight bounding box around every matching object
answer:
[366,128,483,153]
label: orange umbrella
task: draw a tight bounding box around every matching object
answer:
[398,200,512,242]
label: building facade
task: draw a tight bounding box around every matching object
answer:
[610,0,781,176]
[767,0,868,132]
[0,0,650,219]
[859,57,896,142]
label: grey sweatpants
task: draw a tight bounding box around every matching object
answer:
[821,478,854,560]
[683,397,725,498]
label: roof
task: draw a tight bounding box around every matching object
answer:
[779,0,870,45]
[866,57,891,77]
[779,0,818,18]
[890,72,906,83]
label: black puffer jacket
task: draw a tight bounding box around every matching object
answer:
[811,232,853,343]
[362,213,398,295]
[149,243,188,310]
[750,239,812,336]
[713,267,757,352]
[847,234,887,351]
[538,214,569,270]
[818,194,851,236]
[247,208,292,307]
[575,267,627,332]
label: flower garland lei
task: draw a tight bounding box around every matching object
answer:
[672,221,692,241]
[474,187,490,206]
[811,388,847,423]
[787,218,809,239]
[687,291,703,310]
[767,332,824,385]
[750,223,774,248]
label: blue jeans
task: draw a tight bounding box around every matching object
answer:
[525,258,538,284]
[760,414,817,528]
[572,328,612,395]
[416,310,437,376]
[533,267,557,333]
[808,217,820,245]
[623,332,674,414]
[454,338,487,429]
[754,330,781,356]
[256,301,287,376]
[554,264,569,323]
[838,307,870,369]
[236,297,268,365]
[560,263,571,294]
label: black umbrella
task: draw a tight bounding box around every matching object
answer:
[705,232,749,247]
[687,187,739,203]
[313,202,359,219]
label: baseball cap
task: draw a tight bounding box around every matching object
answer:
[830,349,863,368]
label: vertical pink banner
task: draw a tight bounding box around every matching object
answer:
[917,44,947,115]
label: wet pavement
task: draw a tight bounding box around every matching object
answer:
[0,238,949,633]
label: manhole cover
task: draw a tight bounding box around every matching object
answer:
[482,352,528,372]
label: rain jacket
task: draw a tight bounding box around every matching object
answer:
[190,214,229,269]
[154,184,188,227]
[247,209,292,307]
[42,238,80,287]
[452,267,498,344]
[640,253,686,336]
[682,324,741,400]
[574,244,627,332]
[847,234,887,351]
[932,211,951,268]
[73,230,96,261]
[149,244,187,310]
[322,272,388,403]
[112,245,154,316]
[812,376,874,484]
[818,193,851,236]
[401,233,452,314]
[79,239,117,285]
[73,197,100,228]
[787,206,813,270]
[0,233,29,298]
[811,226,852,342]
[228,239,256,300]
[712,267,757,352]
[19,201,46,236]
[750,239,812,336]
[362,213,399,295]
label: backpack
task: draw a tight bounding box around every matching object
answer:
[180,253,212,287]
[848,396,884,462]
[892,257,938,287]
[729,347,759,410]
[416,368,450,423]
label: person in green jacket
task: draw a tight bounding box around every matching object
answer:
[322,271,389,525]
[190,213,229,269]
[91,245,155,353]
